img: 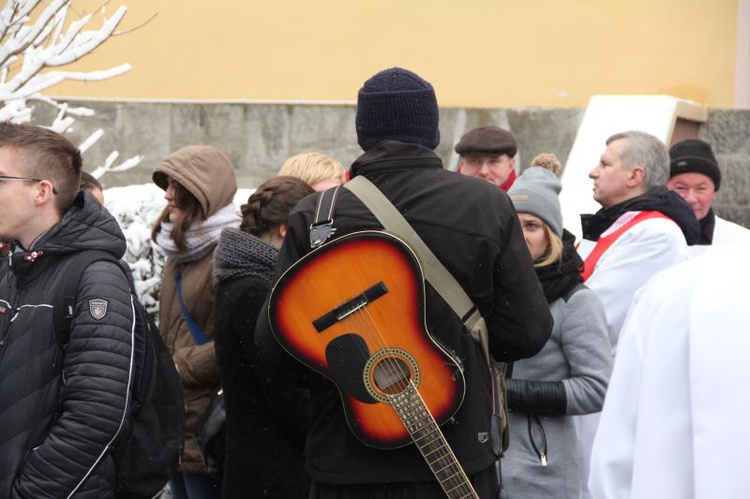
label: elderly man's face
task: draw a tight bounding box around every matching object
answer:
[458,153,515,188]
[667,172,716,221]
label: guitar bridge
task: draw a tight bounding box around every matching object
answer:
[313,281,388,332]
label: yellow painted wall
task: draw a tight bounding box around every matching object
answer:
[50,0,739,108]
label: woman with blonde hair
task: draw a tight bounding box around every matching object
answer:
[503,154,612,499]
[278,151,346,191]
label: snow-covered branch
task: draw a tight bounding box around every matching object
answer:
[0,0,142,176]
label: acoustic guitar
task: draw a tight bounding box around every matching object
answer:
[268,230,479,498]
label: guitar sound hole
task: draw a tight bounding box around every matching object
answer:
[372,357,412,395]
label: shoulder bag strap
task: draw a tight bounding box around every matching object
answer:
[343,175,491,365]
[53,249,119,348]
[175,264,209,346]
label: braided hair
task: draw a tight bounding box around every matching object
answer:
[240,176,314,236]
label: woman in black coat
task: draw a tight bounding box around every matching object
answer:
[213,176,314,498]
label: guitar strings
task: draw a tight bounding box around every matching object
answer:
[347,298,410,397]
[349,302,475,498]
[315,241,476,498]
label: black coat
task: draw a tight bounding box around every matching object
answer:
[214,230,309,498]
[255,141,553,486]
[0,192,135,498]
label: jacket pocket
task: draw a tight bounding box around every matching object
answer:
[527,414,548,466]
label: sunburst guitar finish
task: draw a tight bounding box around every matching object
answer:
[268,230,479,499]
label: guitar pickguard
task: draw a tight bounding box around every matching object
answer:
[325,333,377,404]
[269,230,466,449]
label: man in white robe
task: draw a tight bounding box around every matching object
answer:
[576,131,699,497]
[589,241,750,499]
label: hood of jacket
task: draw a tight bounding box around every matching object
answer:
[581,186,700,244]
[9,191,126,284]
[152,145,237,218]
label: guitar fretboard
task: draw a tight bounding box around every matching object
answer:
[390,384,479,499]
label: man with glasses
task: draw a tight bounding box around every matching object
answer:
[455,125,519,191]
[0,122,135,498]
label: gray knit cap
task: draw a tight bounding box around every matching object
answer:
[508,166,563,237]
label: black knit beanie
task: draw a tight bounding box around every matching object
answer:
[355,67,440,151]
[669,139,721,191]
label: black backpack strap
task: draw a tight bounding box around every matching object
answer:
[53,250,120,349]
[309,186,342,248]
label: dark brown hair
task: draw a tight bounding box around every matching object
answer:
[79,170,103,192]
[151,179,205,252]
[0,121,82,211]
[240,176,314,236]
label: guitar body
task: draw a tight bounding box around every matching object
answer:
[269,230,466,450]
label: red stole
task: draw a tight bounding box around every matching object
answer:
[581,211,674,281]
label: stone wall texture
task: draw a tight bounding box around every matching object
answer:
[48,100,750,228]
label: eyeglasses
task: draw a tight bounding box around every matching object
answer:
[0,175,58,195]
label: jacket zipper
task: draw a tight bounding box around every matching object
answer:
[527,414,549,466]
[0,264,22,358]
[0,295,19,365]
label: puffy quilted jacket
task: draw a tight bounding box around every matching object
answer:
[0,192,135,498]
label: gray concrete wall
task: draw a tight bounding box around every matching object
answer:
[698,110,750,228]
[41,100,749,227]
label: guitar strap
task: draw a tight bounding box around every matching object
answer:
[343,176,509,465]
[343,176,490,359]
[310,186,342,249]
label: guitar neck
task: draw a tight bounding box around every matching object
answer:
[390,384,480,499]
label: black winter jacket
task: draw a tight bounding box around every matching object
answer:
[0,192,135,499]
[255,141,553,485]
[214,229,309,498]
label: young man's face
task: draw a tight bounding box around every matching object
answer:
[667,172,716,221]
[458,153,515,188]
[589,139,637,209]
[0,148,39,245]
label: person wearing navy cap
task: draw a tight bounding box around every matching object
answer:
[255,67,553,499]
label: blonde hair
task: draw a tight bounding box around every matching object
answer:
[278,152,346,187]
[523,152,564,267]
[534,224,564,268]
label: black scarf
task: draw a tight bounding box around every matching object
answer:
[535,230,583,303]
[580,187,700,245]
[697,209,716,245]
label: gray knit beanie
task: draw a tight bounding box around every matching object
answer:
[508,166,563,237]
